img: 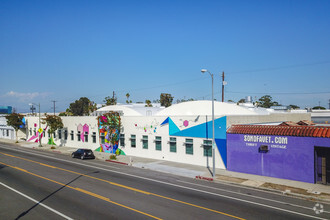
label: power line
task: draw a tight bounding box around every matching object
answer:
[49,76,208,103]
[227,60,330,74]
[226,91,330,95]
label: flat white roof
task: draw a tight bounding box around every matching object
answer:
[155,100,268,116]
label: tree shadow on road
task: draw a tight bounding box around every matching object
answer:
[15,171,100,219]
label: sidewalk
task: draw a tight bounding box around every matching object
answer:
[1,139,330,203]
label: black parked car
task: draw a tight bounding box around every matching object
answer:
[71,148,95,160]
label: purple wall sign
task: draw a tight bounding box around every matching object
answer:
[227,134,330,183]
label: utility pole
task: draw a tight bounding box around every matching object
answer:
[221,72,225,102]
[51,100,57,115]
[30,104,36,115]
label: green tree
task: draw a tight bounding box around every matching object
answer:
[145,100,153,107]
[258,95,281,108]
[227,99,235,103]
[312,106,326,110]
[125,93,132,104]
[88,101,97,114]
[5,113,24,143]
[237,98,246,104]
[288,104,300,110]
[176,98,195,103]
[160,93,174,107]
[68,97,92,116]
[42,114,64,145]
[104,95,117,106]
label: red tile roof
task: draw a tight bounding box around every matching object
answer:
[227,125,330,138]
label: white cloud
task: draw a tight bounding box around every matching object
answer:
[3,91,49,101]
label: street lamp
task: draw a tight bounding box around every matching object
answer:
[29,103,42,147]
[201,69,215,177]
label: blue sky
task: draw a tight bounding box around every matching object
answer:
[1,0,330,113]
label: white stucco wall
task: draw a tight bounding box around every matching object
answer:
[26,116,100,149]
[24,109,310,170]
[119,116,225,168]
[0,115,13,139]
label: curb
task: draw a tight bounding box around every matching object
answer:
[105,160,128,165]
[196,175,213,181]
[212,177,330,204]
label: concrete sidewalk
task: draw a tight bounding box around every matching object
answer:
[2,139,330,202]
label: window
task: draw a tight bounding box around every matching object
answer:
[34,129,36,136]
[43,131,45,137]
[100,133,105,144]
[48,130,51,138]
[64,130,68,140]
[70,131,74,140]
[120,134,125,147]
[142,135,148,149]
[6,130,9,137]
[92,132,96,143]
[58,130,62,139]
[77,131,81,141]
[84,132,88,142]
[53,132,56,139]
[29,128,32,136]
[155,136,162,151]
[130,135,136,148]
[169,137,177,153]
[185,138,193,155]
[203,140,212,157]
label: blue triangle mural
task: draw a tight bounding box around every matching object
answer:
[171,116,226,139]
[215,138,227,167]
[161,116,227,167]
[161,117,180,135]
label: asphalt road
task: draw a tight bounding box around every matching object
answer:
[0,143,329,220]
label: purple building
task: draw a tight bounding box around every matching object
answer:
[227,125,330,184]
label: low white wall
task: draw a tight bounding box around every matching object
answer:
[25,111,310,169]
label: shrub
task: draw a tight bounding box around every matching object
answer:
[50,146,56,149]
[110,154,117,160]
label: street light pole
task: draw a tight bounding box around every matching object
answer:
[201,69,215,177]
[30,103,42,147]
[38,103,41,147]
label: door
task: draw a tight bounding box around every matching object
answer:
[315,147,330,184]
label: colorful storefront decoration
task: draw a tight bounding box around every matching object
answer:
[95,112,125,155]
[28,123,47,143]
[77,123,90,142]
[134,119,160,134]
[161,116,227,167]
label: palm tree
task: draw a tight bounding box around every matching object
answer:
[145,100,153,107]
[126,93,130,104]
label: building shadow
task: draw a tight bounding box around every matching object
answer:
[15,171,100,219]
[206,155,213,176]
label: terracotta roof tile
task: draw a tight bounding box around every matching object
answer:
[227,124,330,138]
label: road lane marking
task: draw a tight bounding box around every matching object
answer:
[176,180,330,214]
[0,149,327,219]
[0,162,162,220]
[0,152,246,219]
[0,161,245,220]
[0,182,73,220]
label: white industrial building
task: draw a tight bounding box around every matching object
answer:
[0,115,26,140]
[0,115,15,140]
[24,101,310,169]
